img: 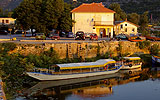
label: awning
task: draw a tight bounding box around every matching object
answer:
[56,59,116,70]
[123,57,141,60]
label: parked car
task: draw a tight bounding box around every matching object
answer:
[90,33,98,40]
[115,34,129,41]
[59,31,66,37]
[35,33,46,40]
[0,30,8,35]
[66,32,74,38]
[14,30,29,34]
[75,31,85,40]
[49,32,60,40]
[85,33,91,38]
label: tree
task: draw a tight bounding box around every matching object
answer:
[57,3,72,31]
[12,0,36,35]
[109,3,127,21]
[12,0,67,36]
[127,13,140,25]
[139,11,149,35]
[41,0,64,33]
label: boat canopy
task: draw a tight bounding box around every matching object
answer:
[56,59,116,70]
[123,57,141,60]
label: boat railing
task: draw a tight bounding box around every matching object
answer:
[32,63,121,75]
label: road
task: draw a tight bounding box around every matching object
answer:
[0,34,110,42]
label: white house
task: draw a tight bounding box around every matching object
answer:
[71,3,115,38]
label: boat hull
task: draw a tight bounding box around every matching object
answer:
[152,56,160,67]
[121,64,141,70]
[27,66,121,81]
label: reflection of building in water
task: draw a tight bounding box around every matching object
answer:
[27,80,113,99]
[73,86,112,98]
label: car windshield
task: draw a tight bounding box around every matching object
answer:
[36,33,44,36]
[77,32,84,35]
[53,34,59,36]
[69,32,73,35]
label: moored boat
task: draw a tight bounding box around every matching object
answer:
[121,57,142,70]
[152,55,160,67]
[145,36,160,41]
[27,59,122,81]
[128,36,145,42]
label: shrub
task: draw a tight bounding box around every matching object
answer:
[136,41,150,49]
[149,44,160,55]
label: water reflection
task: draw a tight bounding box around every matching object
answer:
[15,67,160,100]
[22,68,148,99]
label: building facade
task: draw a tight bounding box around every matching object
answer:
[114,20,139,36]
[71,3,115,38]
[0,17,16,25]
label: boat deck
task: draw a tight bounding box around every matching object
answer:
[0,78,6,100]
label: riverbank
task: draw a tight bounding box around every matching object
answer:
[0,41,158,99]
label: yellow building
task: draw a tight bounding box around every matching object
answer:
[114,20,139,36]
[71,3,115,38]
[0,17,16,25]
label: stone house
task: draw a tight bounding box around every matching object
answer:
[71,3,115,38]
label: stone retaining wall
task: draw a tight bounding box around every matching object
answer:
[9,41,160,59]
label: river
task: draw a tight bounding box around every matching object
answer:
[12,67,160,100]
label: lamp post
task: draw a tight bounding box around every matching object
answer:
[8,28,12,40]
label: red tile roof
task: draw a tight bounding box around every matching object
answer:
[71,3,115,13]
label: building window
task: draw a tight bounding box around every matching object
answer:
[125,28,127,32]
[120,24,123,29]
[125,24,127,26]
[2,20,4,23]
[6,20,9,23]
[132,28,135,32]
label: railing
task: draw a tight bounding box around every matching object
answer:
[94,21,114,26]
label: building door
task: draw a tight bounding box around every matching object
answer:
[99,28,106,37]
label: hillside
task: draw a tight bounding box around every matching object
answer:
[0,0,23,11]
[0,0,160,21]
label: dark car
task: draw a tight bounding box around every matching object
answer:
[49,32,60,40]
[115,34,129,41]
[90,33,98,40]
[0,30,8,35]
[75,31,85,40]
[66,32,74,38]
[35,33,46,40]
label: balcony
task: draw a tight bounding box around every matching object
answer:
[93,21,114,26]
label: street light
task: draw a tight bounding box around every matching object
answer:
[8,28,12,40]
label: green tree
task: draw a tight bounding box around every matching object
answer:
[109,3,127,21]
[127,13,140,25]
[139,11,149,35]
[41,0,64,33]
[57,3,72,31]
[12,0,66,36]
[12,0,36,35]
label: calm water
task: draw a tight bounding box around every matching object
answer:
[15,67,160,100]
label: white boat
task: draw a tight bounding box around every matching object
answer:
[27,59,122,81]
[121,57,142,70]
